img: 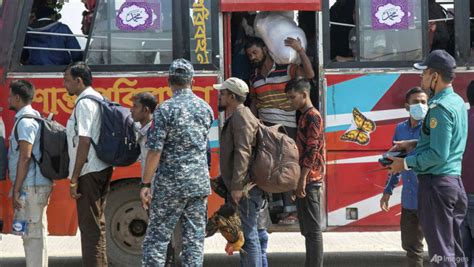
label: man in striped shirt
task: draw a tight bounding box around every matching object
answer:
[245,36,315,224]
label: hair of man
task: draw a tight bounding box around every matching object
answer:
[244,36,266,50]
[10,80,35,103]
[284,77,311,94]
[65,61,93,87]
[132,92,158,113]
[405,86,427,103]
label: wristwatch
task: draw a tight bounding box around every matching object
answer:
[140,182,151,188]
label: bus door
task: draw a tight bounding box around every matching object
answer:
[219,0,323,231]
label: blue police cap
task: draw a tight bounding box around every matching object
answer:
[414,49,456,73]
[169,58,194,78]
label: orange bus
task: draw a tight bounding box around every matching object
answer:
[1,0,473,265]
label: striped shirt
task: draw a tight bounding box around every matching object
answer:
[250,63,297,128]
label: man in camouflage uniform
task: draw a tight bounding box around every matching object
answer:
[140,58,214,266]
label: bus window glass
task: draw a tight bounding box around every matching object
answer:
[189,0,213,65]
[428,0,454,56]
[22,1,86,66]
[87,0,172,65]
[357,0,423,62]
[329,0,356,62]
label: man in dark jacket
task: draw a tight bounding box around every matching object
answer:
[23,6,82,65]
[214,77,262,266]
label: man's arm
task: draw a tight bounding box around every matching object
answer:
[12,119,40,207]
[405,107,452,172]
[70,136,91,184]
[12,141,33,209]
[230,112,258,193]
[284,37,315,80]
[142,150,161,184]
[249,91,258,117]
[300,113,324,173]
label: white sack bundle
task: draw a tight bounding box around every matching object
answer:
[254,12,307,65]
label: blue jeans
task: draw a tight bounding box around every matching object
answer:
[228,187,263,267]
[258,229,269,267]
[461,194,474,267]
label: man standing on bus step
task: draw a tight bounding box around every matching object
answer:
[214,77,262,266]
[380,87,428,267]
[245,36,315,224]
[140,59,213,266]
[389,50,468,266]
[8,80,53,267]
[285,77,325,267]
[64,62,113,266]
[460,81,474,266]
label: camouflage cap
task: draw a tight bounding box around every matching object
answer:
[169,58,194,78]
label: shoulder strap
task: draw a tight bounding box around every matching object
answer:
[13,115,42,165]
[73,94,104,134]
[14,114,42,145]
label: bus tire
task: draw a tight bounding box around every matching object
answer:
[105,179,147,267]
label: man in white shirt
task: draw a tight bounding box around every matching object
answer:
[130,92,156,178]
[8,80,53,267]
[64,61,112,266]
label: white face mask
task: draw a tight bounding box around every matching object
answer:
[409,103,428,121]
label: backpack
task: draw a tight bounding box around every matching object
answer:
[250,123,301,193]
[14,114,69,180]
[75,95,140,166]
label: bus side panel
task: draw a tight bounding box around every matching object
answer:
[324,72,472,230]
[325,73,418,229]
[326,150,401,229]
[0,75,221,235]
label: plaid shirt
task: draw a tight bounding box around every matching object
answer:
[296,107,325,184]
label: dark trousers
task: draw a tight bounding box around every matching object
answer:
[461,194,474,267]
[76,167,113,267]
[401,208,424,267]
[418,174,468,267]
[296,183,323,267]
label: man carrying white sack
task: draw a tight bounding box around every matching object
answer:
[245,36,314,224]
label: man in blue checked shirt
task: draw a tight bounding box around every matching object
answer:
[380,87,428,267]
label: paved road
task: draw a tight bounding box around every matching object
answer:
[0,231,429,266]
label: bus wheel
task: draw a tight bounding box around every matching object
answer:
[105,180,147,267]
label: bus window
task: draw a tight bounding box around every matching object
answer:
[21,1,86,66]
[331,0,424,63]
[357,1,423,62]
[325,0,456,67]
[86,0,172,65]
[429,0,455,56]
[0,0,3,17]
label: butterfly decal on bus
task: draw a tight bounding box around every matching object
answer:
[340,108,376,146]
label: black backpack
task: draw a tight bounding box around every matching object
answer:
[14,114,70,180]
[75,95,140,166]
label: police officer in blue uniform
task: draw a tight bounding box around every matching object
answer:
[389,50,468,266]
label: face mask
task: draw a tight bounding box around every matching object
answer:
[409,103,428,121]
